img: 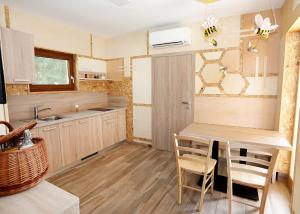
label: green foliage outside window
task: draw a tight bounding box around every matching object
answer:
[35,56,70,85]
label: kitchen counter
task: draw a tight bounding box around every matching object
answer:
[0,181,79,214]
[11,106,126,129]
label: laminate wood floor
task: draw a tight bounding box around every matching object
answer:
[48,142,292,214]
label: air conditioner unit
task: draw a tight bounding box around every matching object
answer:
[149,27,192,48]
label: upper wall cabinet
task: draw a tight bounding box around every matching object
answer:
[77,57,107,73]
[107,58,124,81]
[0,28,36,84]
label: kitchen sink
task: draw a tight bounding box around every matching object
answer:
[38,116,64,121]
[88,108,114,112]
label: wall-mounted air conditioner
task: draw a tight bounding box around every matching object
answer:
[149,27,192,48]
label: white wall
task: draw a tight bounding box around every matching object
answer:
[4,6,107,58]
[105,31,147,76]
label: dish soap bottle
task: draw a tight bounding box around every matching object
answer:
[20,129,34,149]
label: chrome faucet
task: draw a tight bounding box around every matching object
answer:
[34,106,52,120]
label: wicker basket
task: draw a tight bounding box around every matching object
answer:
[0,121,49,196]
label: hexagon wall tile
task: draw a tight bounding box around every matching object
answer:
[203,51,223,61]
[221,74,246,94]
[201,63,223,84]
[245,77,278,96]
[221,49,240,72]
[195,54,204,73]
[203,87,221,95]
[195,75,203,94]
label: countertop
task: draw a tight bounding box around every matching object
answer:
[0,181,79,214]
[11,106,126,129]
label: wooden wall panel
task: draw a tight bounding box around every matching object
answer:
[194,96,277,130]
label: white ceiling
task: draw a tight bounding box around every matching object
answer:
[6,0,285,37]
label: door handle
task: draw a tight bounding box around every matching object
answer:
[182,101,191,110]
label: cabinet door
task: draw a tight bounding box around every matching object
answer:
[117,110,126,142]
[107,58,123,80]
[60,121,78,166]
[76,118,99,159]
[38,125,62,174]
[102,118,118,149]
[0,28,35,84]
[93,116,103,150]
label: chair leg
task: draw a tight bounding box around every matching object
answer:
[227,179,232,214]
[199,174,207,212]
[210,171,214,194]
[259,187,268,214]
[177,168,182,204]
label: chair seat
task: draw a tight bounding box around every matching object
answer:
[231,163,268,188]
[178,154,216,174]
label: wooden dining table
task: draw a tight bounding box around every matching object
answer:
[179,123,292,201]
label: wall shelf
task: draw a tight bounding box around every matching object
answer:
[79,78,114,81]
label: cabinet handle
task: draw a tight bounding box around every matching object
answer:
[62,123,72,127]
[43,127,57,131]
[14,79,30,82]
[79,120,88,124]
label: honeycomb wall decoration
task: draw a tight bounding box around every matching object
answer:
[195,47,277,97]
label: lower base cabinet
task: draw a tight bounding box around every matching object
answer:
[76,117,100,159]
[38,125,63,174]
[32,109,126,175]
[102,118,118,149]
[60,121,78,166]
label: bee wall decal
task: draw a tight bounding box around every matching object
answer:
[201,16,219,47]
[254,14,278,39]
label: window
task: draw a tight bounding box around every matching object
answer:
[30,48,76,92]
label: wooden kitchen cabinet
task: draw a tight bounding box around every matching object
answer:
[117,110,126,142]
[76,117,99,159]
[0,28,36,84]
[102,113,118,149]
[107,58,123,80]
[27,110,124,175]
[59,121,78,166]
[95,115,103,150]
[38,125,63,174]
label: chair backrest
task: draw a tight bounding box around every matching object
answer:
[174,134,214,173]
[225,141,279,186]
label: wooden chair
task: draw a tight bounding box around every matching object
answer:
[225,141,280,214]
[174,134,216,212]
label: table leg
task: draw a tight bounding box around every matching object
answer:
[240,148,247,164]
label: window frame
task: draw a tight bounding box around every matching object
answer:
[29,48,76,92]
